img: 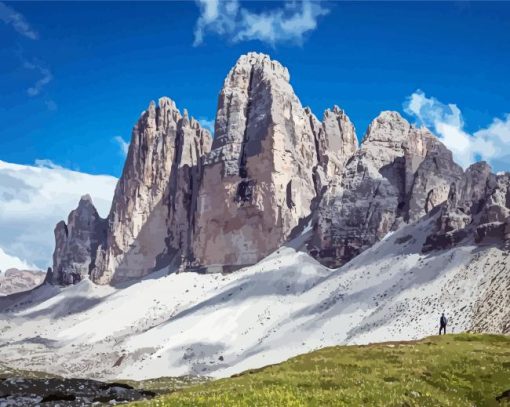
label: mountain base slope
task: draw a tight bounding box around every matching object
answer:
[129,334,510,407]
[0,217,508,382]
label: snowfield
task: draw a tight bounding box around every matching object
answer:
[0,216,508,381]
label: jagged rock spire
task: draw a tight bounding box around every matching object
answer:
[90,98,212,284]
[52,52,359,282]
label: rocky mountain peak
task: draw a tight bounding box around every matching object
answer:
[90,95,212,284]
[311,106,468,267]
[78,193,93,204]
[191,52,325,272]
[50,52,509,286]
[361,111,410,148]
[231,52,290,83]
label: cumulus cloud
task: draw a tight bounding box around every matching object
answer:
[193,0,328,46]
[0,1,38,40]
[198,118,215,135]
[24,61,53,96]
[404,90,510,171]
[0,160,117,269]
[113,136,130,157]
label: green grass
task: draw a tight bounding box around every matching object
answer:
[129,334,510,407]
[120,375,210,394]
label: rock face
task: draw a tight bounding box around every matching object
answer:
[311,111,464,267]
[190,53,357,272]
[0,268,45,295]
[91,98,212,284]
[50,195,107,285]
[424,164,510,251]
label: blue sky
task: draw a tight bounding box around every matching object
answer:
[1,1,510,176]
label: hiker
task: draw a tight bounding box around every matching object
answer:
[439,313,448,335]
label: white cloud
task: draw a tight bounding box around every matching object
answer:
[0,247,36,273]
[0,160,117,269]
[24,61,53,96]
[404,90,510,171]
[0,1,38,40]
[113,136,130,157]
[193,0,328,46]
[198,118,215,135]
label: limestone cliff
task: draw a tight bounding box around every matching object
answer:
[190,53,356,272]
[423,163,510,251]
[311,111,463,267]
[91,98,212,284]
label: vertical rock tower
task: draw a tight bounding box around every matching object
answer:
[191,53,357,272]
[91,98,212,284]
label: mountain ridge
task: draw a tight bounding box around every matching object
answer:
[48,52,509,286]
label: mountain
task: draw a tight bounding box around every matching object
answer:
[0,160,117,272]
[310,111,464,267]
[49,52,509,286]
[0,52,508,382]
[48,53,357,284]
[190,54,356,273]
[0,268,45,296]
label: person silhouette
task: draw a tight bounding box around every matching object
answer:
[439,313,448,335]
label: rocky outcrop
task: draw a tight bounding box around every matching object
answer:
[50,195,107,285]
[423,164,510,252]
[190,53,356,272]
[0,268,45,295]
[0,377,155,405]
[405,136,464,223]
[307,106,358,182]
[311,111,464,267]
[91,98,212,284]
